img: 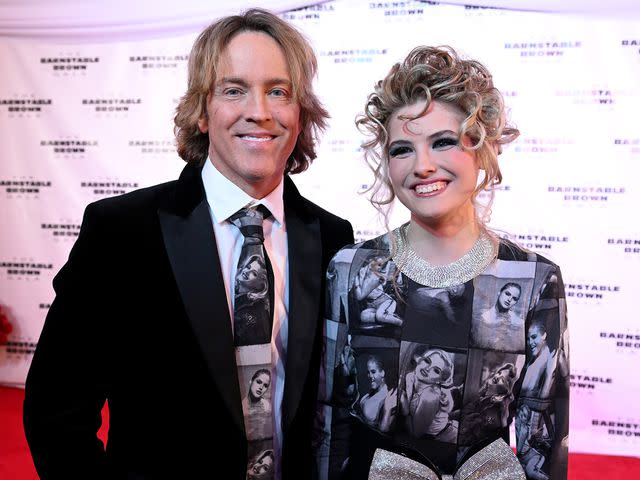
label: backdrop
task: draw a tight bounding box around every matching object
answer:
[1,0,639,459]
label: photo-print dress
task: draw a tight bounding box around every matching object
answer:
[316,230,569,480]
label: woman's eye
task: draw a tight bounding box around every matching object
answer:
[389,145,413,157]
[433,367,441,375]
[433,137,458,149]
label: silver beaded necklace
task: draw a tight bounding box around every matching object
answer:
[391,222,497,288]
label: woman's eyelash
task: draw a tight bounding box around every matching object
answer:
[433,137,458,148]
[389,145,413,156]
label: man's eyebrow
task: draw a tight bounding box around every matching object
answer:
[217,77,292,87]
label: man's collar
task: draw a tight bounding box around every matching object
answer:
[201,158,284,225]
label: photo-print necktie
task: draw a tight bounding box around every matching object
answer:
[229,205,274,347]
[230,206,275,479]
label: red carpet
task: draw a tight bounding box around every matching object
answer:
[1,385,638,479]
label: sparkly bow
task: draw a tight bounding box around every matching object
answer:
[368,438,525,480]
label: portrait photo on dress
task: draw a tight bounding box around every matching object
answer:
[403,281,473,348]
[397,342,467,444]
[346,244,405,338]
[458,348,525,446]
[351,348,398,434]
[470,261,536,353]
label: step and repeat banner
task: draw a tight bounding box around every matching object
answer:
[1,0,639,458]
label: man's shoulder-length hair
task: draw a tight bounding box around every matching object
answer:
[174,8,329,174]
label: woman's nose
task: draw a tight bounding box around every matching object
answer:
[413,150,436,177]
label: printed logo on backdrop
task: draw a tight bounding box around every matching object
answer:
[128,139,176,157]
[504,232,568,252]
[81,179,140,198]
[0,259,54,281]
[570,371,613,396]
[1,178,52,198]
[354,227,386,244]
[607,238,640,255]
[41,222,81,242]
[513,137,575,155]
[1,97,52,117]
[282,3,336,23]
[591,417,640,444]
[4,339,38,356]
[319,47,388,64]
[504,41,581,58]
[368,1,431,21]
[324,137,361,154]
[3,304,51,357]
[614,138,640,156]
[547,186,625,205]
[82,97,142,115]
[41,137,98,158]
[129,54,188,71]
[462,3,506,18]
[555,88,625,106]
[600,331,640,352]
[565,282,620,304]
[477,184,511,202]
[40,55,99,76]
[621,39,640,56]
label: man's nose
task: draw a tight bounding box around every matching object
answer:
[245,91,272,122]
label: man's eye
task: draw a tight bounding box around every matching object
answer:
[270,88,288,97]
[389,145,413,157]
[433,137,458,149]
[224,88,243,96]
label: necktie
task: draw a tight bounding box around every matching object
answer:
[229,205,274,346]
[229,205,275,476]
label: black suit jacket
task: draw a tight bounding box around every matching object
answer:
[23,163,354,479]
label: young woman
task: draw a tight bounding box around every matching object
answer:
[315,46,569,479]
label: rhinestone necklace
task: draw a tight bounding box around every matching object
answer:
[392,222,497,288]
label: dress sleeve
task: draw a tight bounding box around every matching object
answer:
[515,264,570,480]
[315,252,357,480]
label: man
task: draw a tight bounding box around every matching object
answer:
[23,8,353,479]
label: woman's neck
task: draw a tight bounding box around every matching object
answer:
[406,217,482,266]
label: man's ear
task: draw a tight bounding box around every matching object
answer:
[197,115,208,133]
[197,93,211,133]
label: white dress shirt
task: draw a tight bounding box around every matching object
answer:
[201,159,289,479]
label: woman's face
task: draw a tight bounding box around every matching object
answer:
[367,360,385,391]
[527,325,547,357]
[237,259,263,294]
[248,452,274,479]
[497,285,520,311]
[484,368,512,397]
[387,100,479,230]
[250,372,270,399]
[415,352,446,384]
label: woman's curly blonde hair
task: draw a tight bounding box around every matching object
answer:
[356,45,519,224]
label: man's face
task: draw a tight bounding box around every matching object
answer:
[198,31,301,199]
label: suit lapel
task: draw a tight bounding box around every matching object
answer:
[158,164,244,433]
[282,177,322,429]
